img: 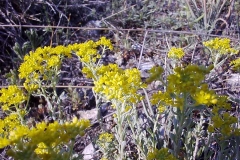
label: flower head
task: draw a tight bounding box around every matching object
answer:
[230,57,240,70]
[168,47,185,59]
[203,38,238,54]
[147,148,177,160]
[94,64,146,104]
[99,132,114,143]
[0,85,26,111]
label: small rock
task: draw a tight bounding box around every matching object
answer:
[82,142,95,160]
[226,73,240,92]
[77,108,98,121]
[139,61,155,70]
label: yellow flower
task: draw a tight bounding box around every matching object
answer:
[151,91,166,113]
[203,38,238,54]
[18,43,74,91]
[82,67,94,78]
[8,125,29,142]
[75,40,98,63]
[46,55,60,69]
[99,132,114,143]
[147,148,177,160]
[124,105,132,112]
[35,142,49,155]
[0,138,10,148]
[0,85,26,111]
[162,65,212,111]
[74,37,113,64]
[210,111,238,137]
[98,132,114,149]
[157,105,165,113]
[168,47,185,59]
[193,84,217,106]
[94,64,146,104]
[96,36,113,50]
[230,57,240,70]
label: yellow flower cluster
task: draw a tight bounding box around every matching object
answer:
[0,85,26,111]
[94,64,146,103]
[18,37,112,92]
[0,113,20,147]
[35,142,49,155]
[168,47,185,59]
[97,132,115,160]
[0,37,112,159]
[71,37,113,80]
[230,57,240,70]
[208,112,238,137]
[72,36,113,63]
[98,132,114,149]
[95,36,114,50]
[75,40,99,63]
[166,65,213,110]
[0,117,90,159]
[192,84,217,105]
[18,45,72,91]
[203,38,238,54]
[150,65,222,112]
[207,96,240,137]
[147,148,177,160]
[151,91,166,113]
[99,132,114,142]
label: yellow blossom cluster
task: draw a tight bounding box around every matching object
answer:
[168,47,185,59]
[150,64,235,125]
[75,40,99,63]
[0,116,90,159]
[207,96,240,137]
[167,65,211,95]
[72,37,113,80]
[93,64,146,104]
[18,45,72,91]
[18,36,112,92]
[208,112,238,137]
[72,36,113,63]
[151,65,215,111]
[95,36,113,50]
[0,113,21,147]
[147,148,177,160]
[98,132,114,149]
[99,132,114,142]
[230,57,240,70]
[203,38,238,54]
[150,91,166,113]
[150,65,239,137]
[0,85,27,111]
[192,84,217,105]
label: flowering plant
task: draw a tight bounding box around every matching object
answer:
[0,37,239,160]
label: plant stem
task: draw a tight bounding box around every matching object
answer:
[115,101,126,160]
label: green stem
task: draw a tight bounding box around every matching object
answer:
[68,140,75,160]
[94,93,104,130]
[115,100,126,160]
[174,93,187,158]
[213,53,220,67]
[16,106,25,125]
[127,105,146,159]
